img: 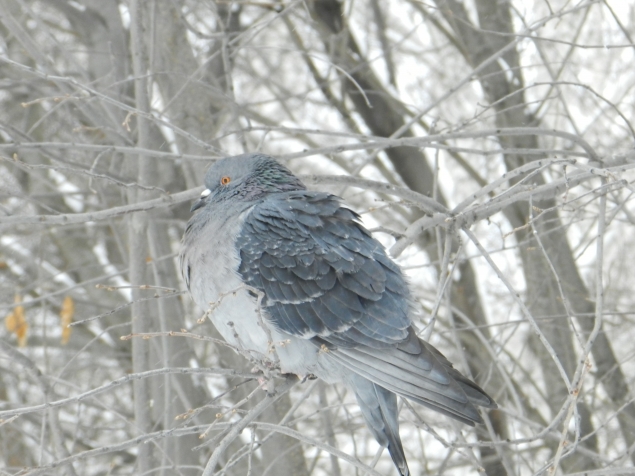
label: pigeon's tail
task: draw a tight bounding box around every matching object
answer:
[350,374,410,476]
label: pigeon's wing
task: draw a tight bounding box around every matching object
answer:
[236,191,496,424]
[235,190,411,347]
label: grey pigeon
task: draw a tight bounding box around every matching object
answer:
[180,153,497,475]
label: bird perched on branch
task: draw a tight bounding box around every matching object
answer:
[180,153,496,476]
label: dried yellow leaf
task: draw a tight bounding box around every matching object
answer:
[5,295,27,347]
[60,296,74,345]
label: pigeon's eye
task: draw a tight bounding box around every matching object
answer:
[220,176,231,185]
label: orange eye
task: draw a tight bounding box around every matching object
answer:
[220,176,231,185]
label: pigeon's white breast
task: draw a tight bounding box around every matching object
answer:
[184,207,271,355]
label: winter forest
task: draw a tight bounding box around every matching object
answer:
[1,1,635,475]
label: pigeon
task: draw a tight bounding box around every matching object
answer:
[180,153,496,475]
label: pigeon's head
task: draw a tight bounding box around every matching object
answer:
[191,153,305,212]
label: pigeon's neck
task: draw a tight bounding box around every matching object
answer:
[185,198,254,241]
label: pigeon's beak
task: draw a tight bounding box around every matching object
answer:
[191,188,212,212]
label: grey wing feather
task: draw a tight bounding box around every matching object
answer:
[236,191,411,344]
[333,329,497,424]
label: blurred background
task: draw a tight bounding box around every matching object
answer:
[1,1,635,475]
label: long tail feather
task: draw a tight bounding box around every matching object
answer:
[349,374,410,476]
